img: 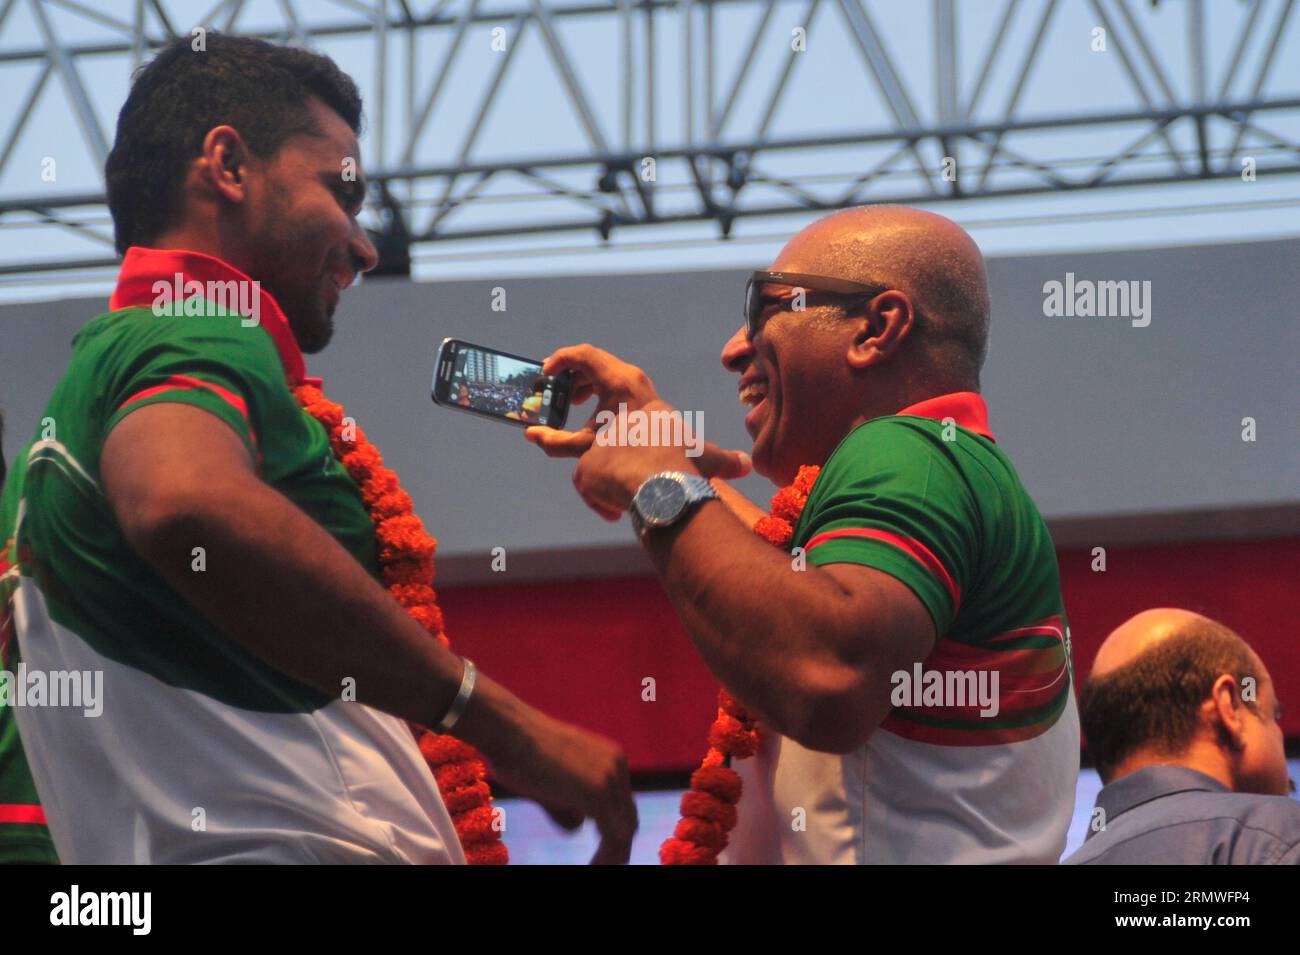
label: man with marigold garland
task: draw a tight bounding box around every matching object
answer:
[527,205,1080,863]
[0,34,637,864]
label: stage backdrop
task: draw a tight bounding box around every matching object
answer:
[2,237,1296,771]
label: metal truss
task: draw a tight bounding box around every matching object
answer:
[1,0,1298,275]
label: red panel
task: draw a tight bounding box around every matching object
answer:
[438,576,721,774]
[439,536,1300,774]
[1059,536,1300,724]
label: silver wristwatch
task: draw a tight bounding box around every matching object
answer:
[629,471,719,537]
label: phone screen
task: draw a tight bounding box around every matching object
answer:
[434,340,569,428]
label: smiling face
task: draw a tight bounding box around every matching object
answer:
[720,206,991,487]
[239,97,377,353]
[721,292,862,486]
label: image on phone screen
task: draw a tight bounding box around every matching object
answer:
[432,339,570,429]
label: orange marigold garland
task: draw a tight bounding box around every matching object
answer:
[659,464,821,865]
[294,383,508,866]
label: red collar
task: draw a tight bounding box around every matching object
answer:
[896,391,995,442]
[108,246,323,388]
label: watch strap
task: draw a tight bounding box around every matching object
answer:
[630,471,718,537]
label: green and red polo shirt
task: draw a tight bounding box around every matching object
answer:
[725,393,1080,864]
[0,247,463,863]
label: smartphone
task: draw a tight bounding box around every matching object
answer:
[431,338,571,430]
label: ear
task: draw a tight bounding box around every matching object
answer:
[199,124,251,206]
[1208,673,1249,751]
[846,289,916,371]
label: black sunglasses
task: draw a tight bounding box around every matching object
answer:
[744,270,892,339]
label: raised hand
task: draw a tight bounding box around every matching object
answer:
[524,343,661,459]
[524,346,751,521]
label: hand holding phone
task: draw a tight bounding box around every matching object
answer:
[431,338,572,430]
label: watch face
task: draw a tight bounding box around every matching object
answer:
[638,475,688,525]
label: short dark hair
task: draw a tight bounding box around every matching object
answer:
[105,33,363,254]
[1079,621,1260,782]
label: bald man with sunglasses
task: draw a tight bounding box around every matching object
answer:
[527,205,1080,864]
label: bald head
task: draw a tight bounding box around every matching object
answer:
[772,205,991,387]
[1080,609,1274,785]
[1092,608,1235,677]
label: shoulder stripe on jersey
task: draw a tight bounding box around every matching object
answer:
[26,440,101,497]
[118,374,258,447]
[0,804,47,825]
[805,527,961,610]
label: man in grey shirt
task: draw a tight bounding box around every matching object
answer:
[1066,608,1300,864]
